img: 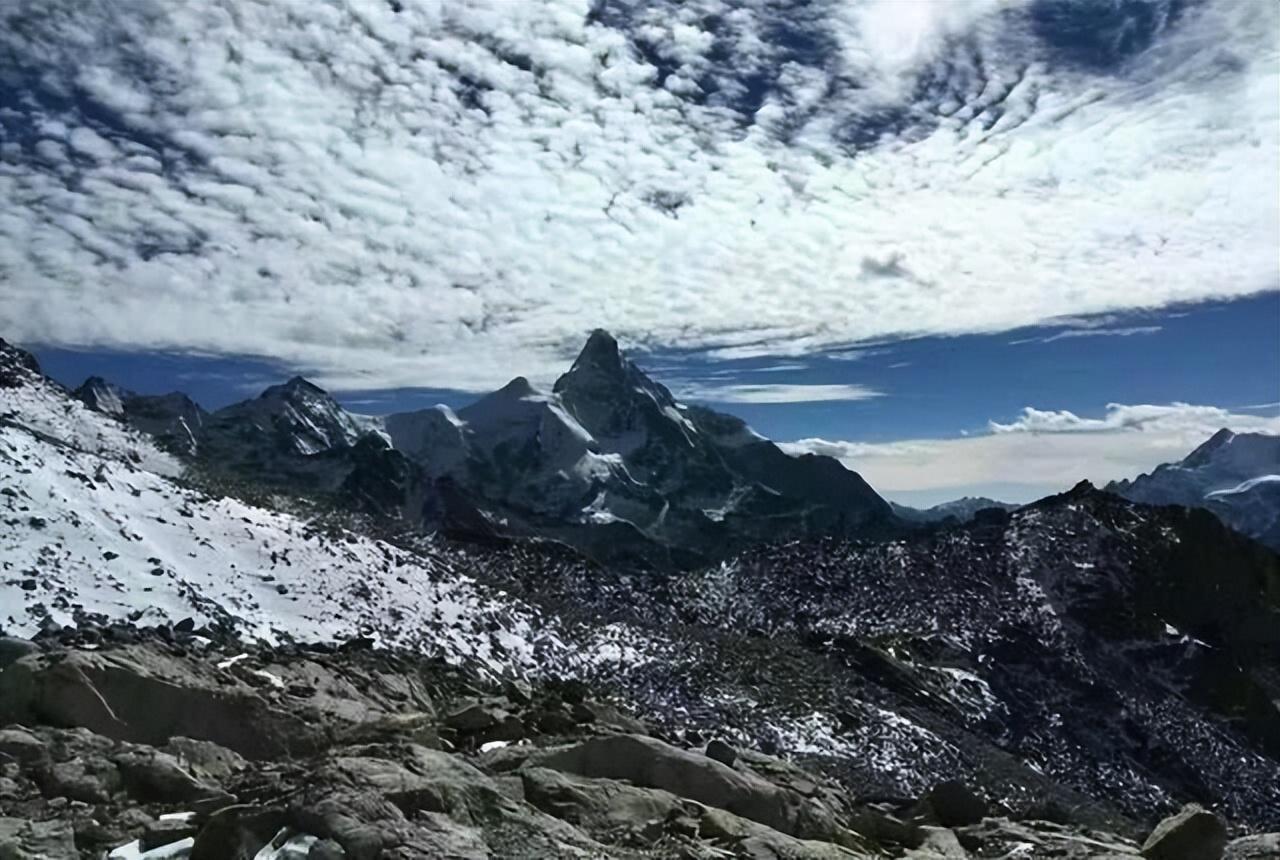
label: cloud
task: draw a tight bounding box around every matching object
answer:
[1009,325,1163,345]
[0,0,1276,389]
[783,401,1280,504]
[675,382,883,404]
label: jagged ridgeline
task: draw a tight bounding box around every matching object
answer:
[2,335,1279,859]
[67,330,903,569]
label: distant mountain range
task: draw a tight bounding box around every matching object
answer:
[890,497,1020,524]
[59,331,899,568]
[23,332,1280,560]
[1108,428,1280,551]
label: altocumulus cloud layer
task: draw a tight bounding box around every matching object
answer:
[1,0,1276,389]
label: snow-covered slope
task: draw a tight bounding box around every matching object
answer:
[1108,428,1280,550]
[0,340,182,477]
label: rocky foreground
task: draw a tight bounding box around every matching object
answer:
[0,628,1273,860]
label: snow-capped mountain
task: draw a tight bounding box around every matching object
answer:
[62,332,897,567]
[74,376,207,456]
[1107,429,1280,550]
[385,330,898,567]
[891,497,1020,524]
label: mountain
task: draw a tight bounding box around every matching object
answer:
[1107,429,1280,550]
[891,497,1019,524]
[59,332,898,567]
[73,376,208,456]
[4,335,1280,850]
[385,330,899,567]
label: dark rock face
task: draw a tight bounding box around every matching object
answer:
[1141,804,1228,860]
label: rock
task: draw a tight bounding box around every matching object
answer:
[140,817,199,850]
[0,637,38,670]
[520,766,686,840]
[1142,804,1227,860]
[308,838,347,859]
[0,727,48,765]
[705,739,737,768]
[42,757,121,803]
[0,817,78,860]
[190,804,289,860]
[114,749,220,802]
[502,678,532,705]
[164,736,247,781]
[0,646,433,760]
[539,733,845,843]
[536,704,577,735]
[1226,833,1280,859]
[904,826,970,859]
[700,805,871,858]
[923,780,987,827]
[443,702,503,733]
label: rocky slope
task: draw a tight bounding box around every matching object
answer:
[1,631,1264,860]
[1108,429,1280,550]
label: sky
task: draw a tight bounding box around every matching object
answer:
[4,0,1279,505]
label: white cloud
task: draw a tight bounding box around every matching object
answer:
[676,382,882,404]
[0,0,1275,389]
[783,402,1280,505]
[1009,325,1162,345]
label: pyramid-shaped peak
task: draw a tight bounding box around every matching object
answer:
[262,376,327,399]
[1184,428,1236,465]
[572,329,624,373]
[495,376,535,398]
[75,376,128,416]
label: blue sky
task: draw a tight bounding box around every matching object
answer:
[30,291,1280,505]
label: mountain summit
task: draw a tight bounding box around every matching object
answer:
[1108,428,1280,550]
[393,330,898,566]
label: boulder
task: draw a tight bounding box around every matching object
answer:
[904,826,969,859]
[706,738,737,768]
[115,749,221,802]
[140,818,200,850]
[0,646,433,760]
[1142,805,1227,860]
[923,780,987,827]
[520,766,686,841]
[698,806,872,858]
[1226,833,1280,859]
[0,727,48,765]
[0,637,38,670]
[0,817,78,860]
[539,733,844,843]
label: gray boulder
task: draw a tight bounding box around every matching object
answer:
[0,817,78,860]
[539,733,849,844]
[0,637,38,670]
[1142,805,1227,860]
[1226,833,1280,859]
